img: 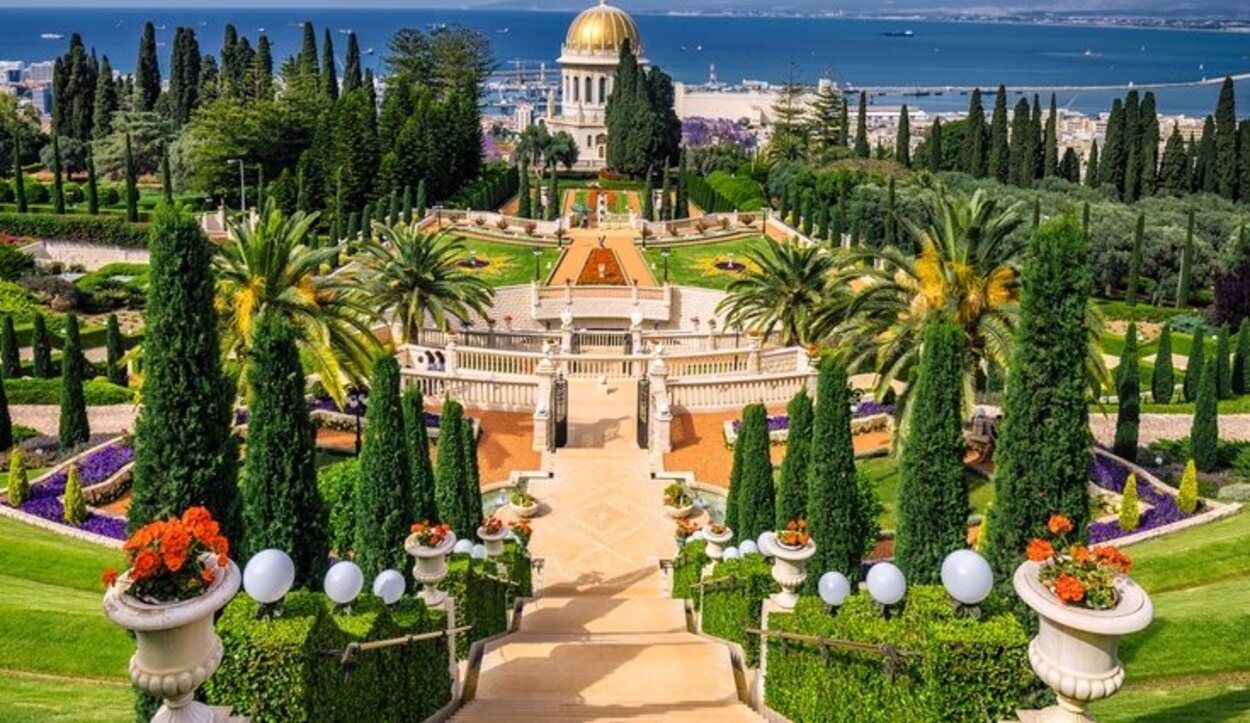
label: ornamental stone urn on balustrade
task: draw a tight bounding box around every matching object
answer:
[1013,560,1154,723]
[406,531,457,607]
[103,555,241,723]
[769,539,817,610]
[703,526,734,561]
[477,524,510,558]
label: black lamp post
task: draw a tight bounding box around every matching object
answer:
[532,246,543,282]
[344,386,369,455]
[661,248,671,284]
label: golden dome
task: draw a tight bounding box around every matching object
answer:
[564,1,642,54]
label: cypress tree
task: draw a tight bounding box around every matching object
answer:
[1139,92,1160,196]
[675,149,690,217]
[724,405,748,539]
[434,400,474,536]
[343,32,363,92]
[1101,99,1127,196]
[1009,98,1033,186]
[31,314,52,379]
[777,184,790,222]
[517,170,531,218]
[1043,93,1059,177]
[735,403,775,544]
[354,355,411,578]
[124,134,138,223]
[896,319,968,583]
[86,145,99,215]
[1126,213,1144,306]
[545,174,559,221]
[988,85,1010,183]
[1114,322,1141,461]
[883,179,898,248]
[1232,319,1250,396]
[1196,117,1217,193]
[1192,356,1220,473]
[986,216,1091,581]
[93,55,118,138]
[1214,77,1238,200]
[161,146,174,203]
[1150,320,1173,403]
[129,206,239,541]
[105,313,127,387]
[12,140,27,213]
[1215,324,1233,400]
[1176,208,1194,308]
[839,98,850,149]
[1059,147,1081,183]
[321,29,338,99]
[0,357,9,449]
[962,90,986,176]
[402,184,413,224]
[853,91,870,158]
[642,175,654,221]
[800,193,814,237]
[459,415,484,537]
[135,21,161,111]
[52,133,65,214]
[58,315,90,449]
[660,172,672,220]
[806,358,869,581]
[241,313,327,586]
[927,118,944,172]
[361,203,373,242]
[1123,90,1142,201]
[416,178,428,218]
[1184,325,1205,404]
[299,21,319,77]
[1085,140,1100,188]
[62,465,87,526]
[345,212,359,243]
[1029,95,1043,180]
[387,191,399,226]
[896,104,911,167]
[1119,474,1140,532]
[0,317,18,379]
[402,388,437,522]
[1159,125,1189,194]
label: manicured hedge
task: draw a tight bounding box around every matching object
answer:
[3,377,134,404]
[206,592,452,723]
[672,539,709,600]
[444,546,529,659]
[764,587,1031,723]
[698,553,778,666]
[0,212,150,248]
[707,170,769,212]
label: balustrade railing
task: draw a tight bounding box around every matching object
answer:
[667,372,817,410]
[399,371,538,411]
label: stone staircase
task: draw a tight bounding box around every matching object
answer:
[454,596,761,721]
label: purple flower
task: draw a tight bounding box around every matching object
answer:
[307,396,341,413]
[1086,453,1191,543]
[16,496,127,540]
[681,117,758,151]
[28,444,134,501]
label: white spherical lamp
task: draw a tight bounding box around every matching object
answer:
[242,549,295,605]
[756,532,775,557]
[453,539,474,555]
[690,529,705,541]
[372,570,406,606]
[866,562,907,607]
[740,540,759,556]
[471,544,488,560]
[324,561,364,606]
[723,546,741,560]
[817,571,852,609]
[940,549,993,606]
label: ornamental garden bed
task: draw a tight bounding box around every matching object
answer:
[0,437,133,544]
[576,248,628,286]
[723,402,895,446]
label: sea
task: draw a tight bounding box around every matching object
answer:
[2,7,1249,117]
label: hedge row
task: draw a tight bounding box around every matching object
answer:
[3,377,135,405]
[684,173,737,214]
[444,553,512,659]
[0,212,151,248]
[697,552,778,666]
[206,592,452,723]
[672,539,709,601]
[764,588,1031,723]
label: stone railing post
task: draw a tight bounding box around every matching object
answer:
[444,340,458,377]
[648,351,672,455]
[630,308,644,355]
[560,307,575,354]
[532,354,555,452]
[796,346,813,373]
[747,342,761,374]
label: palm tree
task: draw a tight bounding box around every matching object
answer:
[716,241,841,346]
[352,223,495,344]
[215,202,376,404]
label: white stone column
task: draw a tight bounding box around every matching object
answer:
[747,342,761,374]
[648,352,672,455]
[444,340,459,377]
[532,354,555,453]
[560,307,575,354]
[629,308,644,354]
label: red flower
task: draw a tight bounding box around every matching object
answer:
[1027,539,1055,562]
[1048,514,1073,536]
[101,568,119,588]
[131,550,162,580]
[201,566,216,585]
[1054,574,1086,603]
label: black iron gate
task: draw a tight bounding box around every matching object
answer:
[549,374,568,451]
[636,377,650,450]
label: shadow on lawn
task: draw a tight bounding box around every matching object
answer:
[1127,684,1250,722]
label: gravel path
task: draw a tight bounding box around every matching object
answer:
[1089,413,1250,446]
[10,404,137,436]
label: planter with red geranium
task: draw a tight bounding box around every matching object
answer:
[1013,515,1153,723]
[770,520,816,610]
[102,507,240,723]
[405,522,457,607]
[477,517,510,558]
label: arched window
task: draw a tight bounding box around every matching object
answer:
[585,76,592,103]
[599,77,607,103]
[572,75,579,102]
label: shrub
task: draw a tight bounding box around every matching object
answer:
[6,446,29,505]
[0,212,150,247]
[1119,473,1140,532]
[700,553,778,666]
[317,458,360,557]
[1191,356,1220,472]
[1151,322,1175,405]
[1178,459,1199,514]
[2,377,134,405]
[206,592,452,723]
[764,589,1031,723]
[672,539,709,600]
[444,553,511,659]
[1217,483,1250,502]
[62,464,87,525]
[0,244,34,282]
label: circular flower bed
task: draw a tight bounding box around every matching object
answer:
[457,256,492,269]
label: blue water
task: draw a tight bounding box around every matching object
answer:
[2,7,1249,115]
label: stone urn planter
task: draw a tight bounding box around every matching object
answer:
[103,554,241,723]
[510,494,540,519]
[477,524,510,558]
[1013,561,1154,723]
[770,540,816,610]
[405,531,457,607]
[703,526,734,561]
[663,502,694,519]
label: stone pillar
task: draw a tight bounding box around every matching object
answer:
[746,342,761,374]
[648,352,672,455]
[532,354,555,453]
[796,346,813,373]
[560,307,575,354]
[629,308,644,355]
[444,340,458,377]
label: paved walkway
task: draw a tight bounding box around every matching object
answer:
[548,228,657,287]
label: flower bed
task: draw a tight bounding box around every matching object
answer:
[302,398,478,442]
[2,441,133,540]
[1087,453,1189,544]
[576,248,627,286]
[724,402,895,446]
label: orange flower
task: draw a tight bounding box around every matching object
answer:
[159,523,192,572]
[1027,539,1055,562]
[201,566,216,585]
[1071,545,1091,563]
[101,568,119,588]
[1047,515,1073,536]
[217,553,229,568]
[1094,546,1133,574]
[1054,574,1086,603]
[131,549,162,580]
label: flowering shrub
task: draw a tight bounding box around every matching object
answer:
[1088,454,1190,543]
[676,518,701,541]
[509,519,532,542]
[480,516,505,536]
[775,519,810,549]
[103,506,229,603]
[1029,514,1132,610]
[409,521,452,548]
[664,483,693,508]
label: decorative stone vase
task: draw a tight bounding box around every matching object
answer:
[405,531,457,607]
[510,498,540,519]
[102,555,241,723]
[703,526,734,561]
[477,525,510,558]
[769,540,817,610]
[1013,561,1154,723]
[663,502,694,519]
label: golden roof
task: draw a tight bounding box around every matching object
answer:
[565,1,642,54]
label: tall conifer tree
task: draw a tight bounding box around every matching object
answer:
[853,91,870,158]
[135,21,161,111]
[402,388,438,522]
[1114,322,1141,461]
[896,104,911,167]
[963,89,987,176]
[988,85,1010,183]
[1152,322,1175,404]
[58,315,90,449]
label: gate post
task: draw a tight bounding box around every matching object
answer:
[559,307,575,354]
[532,354,555,453]
[629,308,644,356]
[746,341,761,374]
[648,351,672,456]
[444,340,459,376]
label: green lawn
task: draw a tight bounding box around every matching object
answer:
[1090,512,1250,722]
[856,456,992,531]
[451,237,561,287]
[0,516,131,721]
[647,236,770,290]
[571,189,631,214]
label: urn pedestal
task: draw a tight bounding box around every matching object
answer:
[703,527,734,561]
[477,525,510,558]
[102,556,241,723]
[406,532,457,608]
[1013,561,1154,723]
[770,541,816,610]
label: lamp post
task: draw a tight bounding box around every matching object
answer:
[344,386,369,455]
[661,248,671,284]
[532,246,543,282]
[228,158,246,212]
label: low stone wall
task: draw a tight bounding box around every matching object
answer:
[24,240,150,270]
